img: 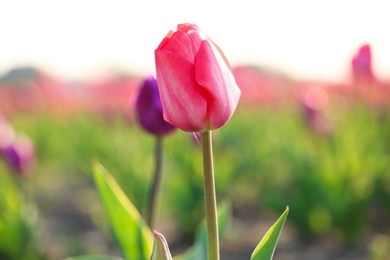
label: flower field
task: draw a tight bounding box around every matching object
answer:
[1,44,390,260]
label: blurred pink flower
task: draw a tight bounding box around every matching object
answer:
[352,44,374,84]
[86,75,140,119]
[300,85,332,136]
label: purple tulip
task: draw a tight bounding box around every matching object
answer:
[2,134,36,175]
[135,76,175,136]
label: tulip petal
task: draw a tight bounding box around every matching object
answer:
[157,30,174,50]
[176,24,207,51]
[155,50,208,132]
[195,40,241,129]
[177,23,198,32]
[158,31,198,65]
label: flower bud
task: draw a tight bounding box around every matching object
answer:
[135,76,176,136]
[155,23,241,132]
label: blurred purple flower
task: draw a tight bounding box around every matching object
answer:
[135,76,175,136]
[2,134,36,175]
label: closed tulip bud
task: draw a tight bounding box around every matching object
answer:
[155,23,241,132]
[135,76,176,136]
[3,134,36,175]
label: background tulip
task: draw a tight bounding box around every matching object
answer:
[135,76,175,136]
[300,85,332,136]
[2,134,36,175]
[352,44,374,84]
[135,76,175,229]
[155,23,241,132]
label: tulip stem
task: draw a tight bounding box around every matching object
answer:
[146,136,163,230]
[201,130,219,260]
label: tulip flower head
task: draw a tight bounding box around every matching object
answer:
[155,23,241,132]
[135,76,176,136]
[352,44,374,84]
[2,134,36,175]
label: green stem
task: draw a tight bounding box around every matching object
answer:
[201,130,219,260]
[146,136,163,230]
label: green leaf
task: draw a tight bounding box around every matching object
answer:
[174,199,231,260]
[63,255,123,260]
[0,168,38,259]
[92,161,153,260]
[251,206,289,260]
[150,231,173,260]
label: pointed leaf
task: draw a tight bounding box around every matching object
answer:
[251,206,289,260]
[63,255,123,260]
[174,199,231,260]
[150,231,173,260]
[92,161,153,260]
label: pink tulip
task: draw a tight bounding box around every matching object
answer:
[351,44,374,84]
[155,23,241,132]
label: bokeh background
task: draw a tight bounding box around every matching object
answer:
[1,1,390,259]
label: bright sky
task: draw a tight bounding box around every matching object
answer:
[1,0,389,82]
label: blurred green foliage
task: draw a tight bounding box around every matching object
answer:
[0,164,41,260]
[2,102,390,258]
